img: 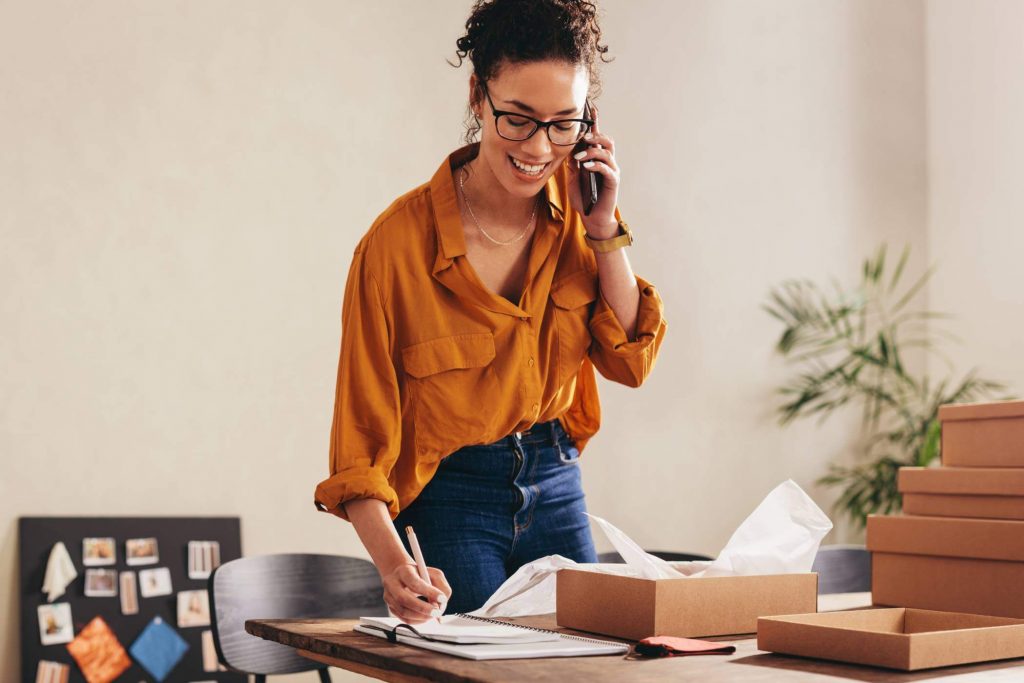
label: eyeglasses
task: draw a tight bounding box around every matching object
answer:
[481,83,594,146]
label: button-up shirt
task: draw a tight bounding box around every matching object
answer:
[315,142,667,520]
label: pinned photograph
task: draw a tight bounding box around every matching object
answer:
[34,660,69,683]
[119,571,139,615]
[177,589,211,628]
[201,630,228,671]
[125,537,159,566]
[82,537,116,566]
[138,567,173,598]
[84,568,117,597]
[37,603,74,645]
[188,540,221,579]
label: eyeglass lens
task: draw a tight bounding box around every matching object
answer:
[496,114,587,145]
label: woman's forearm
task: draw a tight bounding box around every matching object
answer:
[344,498,414,576]
[594,246,641,340]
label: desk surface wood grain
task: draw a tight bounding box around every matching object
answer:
[245,596,1024,683]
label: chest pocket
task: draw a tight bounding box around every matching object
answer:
[402,333,499,460]
[550,270,598,388]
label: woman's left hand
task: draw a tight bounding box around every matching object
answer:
[566,116,620,239]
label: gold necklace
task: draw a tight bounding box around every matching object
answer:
[459,166,537,246]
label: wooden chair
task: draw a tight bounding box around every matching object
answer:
[811,544,871,594]
[596,550,714,563]
[209,553,387,682]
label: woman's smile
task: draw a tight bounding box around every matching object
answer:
[508,154,549,178]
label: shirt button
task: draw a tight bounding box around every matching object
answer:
[520,316,528,321]
[528,357,535,367]
[532,403,539,412]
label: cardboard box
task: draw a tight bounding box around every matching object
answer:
[867,515,1024,617]
[555,568,817,640]
[867,514,1024,562]
[872,553,1024,618]
[899,466,1024,519]
[940,400,1024,467]
[758,608,1024,671]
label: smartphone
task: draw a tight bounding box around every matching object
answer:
[574,100,602,216]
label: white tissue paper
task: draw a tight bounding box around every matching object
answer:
[42,541,78,603]
[689,479,834,578]
[468,479,832,618]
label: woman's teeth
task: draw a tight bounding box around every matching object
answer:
[510,155,546,175]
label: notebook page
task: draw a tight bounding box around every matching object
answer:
[357,615,559,644]
[354,624,628,660]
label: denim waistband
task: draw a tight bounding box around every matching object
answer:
[504,419,569,447]
[442,418,578,471]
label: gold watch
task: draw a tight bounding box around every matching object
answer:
[584,220,634,253]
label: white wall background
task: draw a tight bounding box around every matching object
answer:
[926,0,1024,386]
[3,1,1017,681]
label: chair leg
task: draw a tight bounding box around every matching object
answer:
[317,668,332,683]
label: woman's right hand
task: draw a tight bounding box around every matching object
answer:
[381,561,452,623]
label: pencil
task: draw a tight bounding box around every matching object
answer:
[405,525,441,623]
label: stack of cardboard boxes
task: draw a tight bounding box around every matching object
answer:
[867,399,1024,617]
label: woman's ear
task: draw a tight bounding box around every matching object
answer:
[469,74,482,117]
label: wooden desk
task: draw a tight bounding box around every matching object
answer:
[245,594,1024,682]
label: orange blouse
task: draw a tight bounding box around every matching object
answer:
[315,142,667,521]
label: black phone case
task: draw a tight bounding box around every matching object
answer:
[575,102,602,215]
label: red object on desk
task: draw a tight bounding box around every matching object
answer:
[633,635,737,658]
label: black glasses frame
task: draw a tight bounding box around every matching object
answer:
[481,83,594,146]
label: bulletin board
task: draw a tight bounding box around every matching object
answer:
[19,516,245,683]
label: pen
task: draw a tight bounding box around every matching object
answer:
[405,525,442,623]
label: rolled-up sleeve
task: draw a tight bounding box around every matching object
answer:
[588,275,667,388]
[314,245,402,521]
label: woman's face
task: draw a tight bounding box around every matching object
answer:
[471,59,589,199]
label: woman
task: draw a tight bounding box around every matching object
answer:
[314,0,666,621]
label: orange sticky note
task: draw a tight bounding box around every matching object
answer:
[65,616,131,683]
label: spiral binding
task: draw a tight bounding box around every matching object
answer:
[456,613,621,646]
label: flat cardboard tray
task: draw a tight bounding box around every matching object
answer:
[758,608,1024,671]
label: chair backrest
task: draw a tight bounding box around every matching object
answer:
[209,553,387,675]
[596,550,714,563]
[811,544,871,594]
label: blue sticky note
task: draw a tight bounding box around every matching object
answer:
[129,616,189,682]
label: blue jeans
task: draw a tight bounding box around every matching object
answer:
[394,419,597,614]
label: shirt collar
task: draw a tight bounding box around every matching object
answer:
[430,142,566,270]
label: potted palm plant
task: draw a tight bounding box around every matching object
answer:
[764,245,1010,528]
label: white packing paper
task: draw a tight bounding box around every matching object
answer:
[468,479,832,618]
[42,541,78,603]
[689,479,834,578]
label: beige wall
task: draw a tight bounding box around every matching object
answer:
[1,1,931,680]
[926,0,1024,390]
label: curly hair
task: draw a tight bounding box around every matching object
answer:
[449,0,612,145]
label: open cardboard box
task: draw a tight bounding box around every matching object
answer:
[900,466,1024,519]
[555,567,817,640]
[758,608,1024,671]
[867,513,1024,617]
[940,399,1024,467]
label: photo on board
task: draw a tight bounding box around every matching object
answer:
[82,537,116,566]
[84,568,118,597]
[177,589,211,628]
[125,537,159,566]
[119,571,139,615]
[37,603,74,645]
[188,540,221,579]
[138,566,173,598]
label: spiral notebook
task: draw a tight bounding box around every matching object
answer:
[354,614,629,660]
